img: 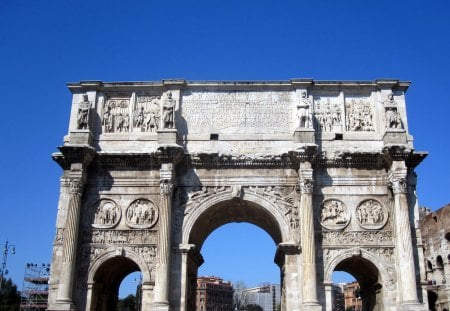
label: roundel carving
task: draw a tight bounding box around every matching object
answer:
[356,199,388,230]
[320,199,350,230]
[91,199,121,229]
[125,199,159,229]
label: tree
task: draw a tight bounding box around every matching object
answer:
[117,294,136,311]
[233,281,247,310]
[245,304,263,311]
[0,278,20,311]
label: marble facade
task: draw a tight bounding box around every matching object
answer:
[48,79,428,310]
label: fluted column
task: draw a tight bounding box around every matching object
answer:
[298,162,319,307]
[56,170,86,306]
[389,161,419,306]
[154,163,174,310]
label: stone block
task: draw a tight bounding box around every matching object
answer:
[294,129,315,144]
[383,129,407,145]
[157,129,179,145]
[67,130,93,145]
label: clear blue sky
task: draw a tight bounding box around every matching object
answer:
[1,0,449,296]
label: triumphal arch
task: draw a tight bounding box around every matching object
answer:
[48,79,429,311]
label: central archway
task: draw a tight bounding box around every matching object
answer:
[180,190,292,311]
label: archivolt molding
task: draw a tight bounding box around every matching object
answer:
[181,187,292,245]
[87,247,152,285]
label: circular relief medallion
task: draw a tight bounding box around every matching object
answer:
[320,199,350,230]
[125,199,159,229]
[91,199,121,229]
[356,199,388,230]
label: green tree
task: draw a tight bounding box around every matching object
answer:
[245,304,263,311]
[117,294,136,311]
[0,278,20,311]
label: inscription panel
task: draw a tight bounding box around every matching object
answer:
[181,91,293,134]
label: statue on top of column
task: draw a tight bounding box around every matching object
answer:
[297,91,312,129]
[77,94,91,130]
[162,92,176,129]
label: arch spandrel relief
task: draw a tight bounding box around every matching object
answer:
[125,198,159,229]
[320,199,350,230]
[356,199,389,230]
[91,199,121,229]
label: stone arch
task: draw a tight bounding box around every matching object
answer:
[325,248,391,311]
[180,189,292,311]
[86,248,152,311]
[182,190,291,247]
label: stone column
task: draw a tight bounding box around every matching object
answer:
[298,162,320,309]
[56,168,86,308]
[154,163,174,311]
[389,161,420,307]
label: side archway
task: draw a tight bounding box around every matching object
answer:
[325,248,393,311]
[86,248,152,311]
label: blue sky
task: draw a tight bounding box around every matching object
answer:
[1,0,449,297]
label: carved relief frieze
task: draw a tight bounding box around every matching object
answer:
[356,199,388,230]
[87,229,158,245]
[345,98,374,132]
[364,247,395,263]
[125,199,159,229]
[185,186,227,208]
[320,199,350,230]
[322,231,393,246]
[102,97,130,133]
[133,246,157,263]
[313,96,342,132]
[133,95,161,132]
[91,199,121,229]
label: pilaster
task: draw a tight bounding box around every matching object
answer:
[153,163,175,311]
[298,161,321,310]
[51,145,95,311]
[389,160,422,309]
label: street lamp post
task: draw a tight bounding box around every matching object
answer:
[0,240,16,290]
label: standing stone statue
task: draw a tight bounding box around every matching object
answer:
[77,94,91,130]
[297,91,312,128]
[384,93,403,129]
[162,92,176,129]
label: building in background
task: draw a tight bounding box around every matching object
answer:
[196,276,234,311]
[420,204,450,310]
[331,284,344,311]
[241,284,280,311]
[341,281,362,311]
[20,263,50,311]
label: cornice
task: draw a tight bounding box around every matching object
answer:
[66,78,411,93]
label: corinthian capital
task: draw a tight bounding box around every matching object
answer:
[390,177,408,194]
[389,161,408,195]
[298,163,314,194]
[69,178,85,194]
[160,163,174,195]
[160,179,174,195]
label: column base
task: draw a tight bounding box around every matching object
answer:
[152,302,171,311]
[399,301,427,311]
[301,302,322,311]
[48,300,77,311]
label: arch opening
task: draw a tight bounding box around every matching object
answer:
[333,257,383,311]
[184,198,285,311]
[90,256,142,311]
